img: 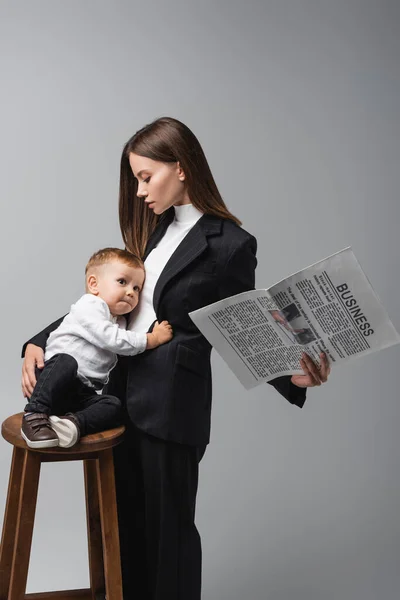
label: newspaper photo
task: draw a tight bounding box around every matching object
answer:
[188,248,400,389]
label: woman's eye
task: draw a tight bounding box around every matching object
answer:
[144,177,151,183]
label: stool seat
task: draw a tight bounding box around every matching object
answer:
[0,413,125,600]
[2,412,125,455]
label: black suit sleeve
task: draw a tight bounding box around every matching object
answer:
[218,236,306,409]
[268,375,306,408]
[21,315,67,358]
[218,235,258,298]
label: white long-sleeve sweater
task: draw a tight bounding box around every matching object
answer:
[128,203,204,333]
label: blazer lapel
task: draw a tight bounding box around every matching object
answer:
[143,208,175,261]
[151,212,222,314]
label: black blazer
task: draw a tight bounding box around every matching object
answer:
[22,208,306,446]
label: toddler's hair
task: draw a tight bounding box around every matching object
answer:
[85,247,144,274]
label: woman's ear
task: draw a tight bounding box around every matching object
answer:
[177,161,186,182]
[87,274,99,295]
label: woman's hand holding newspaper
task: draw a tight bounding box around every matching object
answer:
[291,352,331,388]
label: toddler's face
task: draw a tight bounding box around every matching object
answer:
[91,261,145,316]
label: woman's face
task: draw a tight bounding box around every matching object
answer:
[129,153,190,215]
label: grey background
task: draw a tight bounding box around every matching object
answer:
[1,1,399,598]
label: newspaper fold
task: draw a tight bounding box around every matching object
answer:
[188,248,399,389]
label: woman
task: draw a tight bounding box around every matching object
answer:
[22,116,330,599]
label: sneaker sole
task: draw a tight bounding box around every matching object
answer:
[49,416,79,448]
[21,429,59,449]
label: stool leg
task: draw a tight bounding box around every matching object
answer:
[8,450,41,600]
[0,447,25,600]
[84,459,105,600]
[97,449,123,600]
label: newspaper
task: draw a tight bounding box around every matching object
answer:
[188,248,400,389]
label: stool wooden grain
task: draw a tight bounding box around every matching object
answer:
[0,413,125,600]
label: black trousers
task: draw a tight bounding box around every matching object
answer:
[113,417,207,600]
[24,353,122,437]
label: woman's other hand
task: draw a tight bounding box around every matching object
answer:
[22,344,44,398]
[291,352,330,388]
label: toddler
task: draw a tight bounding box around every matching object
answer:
[22,247,173,448]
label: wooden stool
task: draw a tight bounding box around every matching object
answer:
[0,413,125,600]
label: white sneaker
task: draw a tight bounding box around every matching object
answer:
[49,414,80,448]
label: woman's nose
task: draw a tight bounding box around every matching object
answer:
[137,184,148,198]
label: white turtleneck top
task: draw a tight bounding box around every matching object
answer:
[127,203,204,333]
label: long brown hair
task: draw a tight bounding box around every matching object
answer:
[119,116,242,257]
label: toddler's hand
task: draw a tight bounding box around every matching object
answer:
[153,320,173,345]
